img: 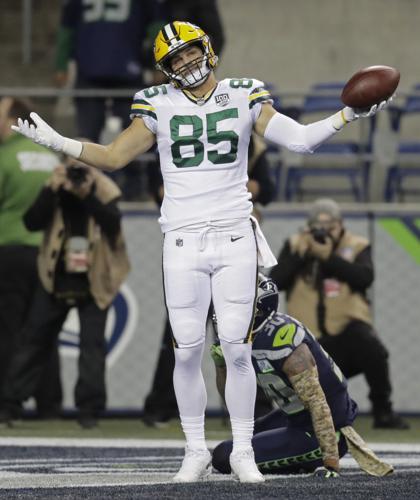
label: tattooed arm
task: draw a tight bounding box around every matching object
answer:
[283,343,340,472]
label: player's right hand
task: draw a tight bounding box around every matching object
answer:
[313,466,340,478]
[11,112,65,153]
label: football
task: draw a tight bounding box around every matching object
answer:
[341,65,400,109]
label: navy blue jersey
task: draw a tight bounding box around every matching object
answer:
[252,312,357,429]
[61,0,163,80]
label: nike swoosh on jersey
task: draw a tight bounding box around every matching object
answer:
[231,236,244,242]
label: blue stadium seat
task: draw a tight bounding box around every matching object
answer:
[284,82,374,201]
[385,166,420,201]
[303,82,345,113]
[385,84,420,201]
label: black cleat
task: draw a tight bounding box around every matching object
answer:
[0,409,13,428]
[77,412,98,429]
[142,410,176,428]
[373,413,410,430]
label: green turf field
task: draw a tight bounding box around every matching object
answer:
[1,415,419,443]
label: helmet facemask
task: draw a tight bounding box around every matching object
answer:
[158,39,217,89]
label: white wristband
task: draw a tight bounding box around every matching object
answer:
[330,110,347,131]
[330,107,357,131]
[62,138,83,158]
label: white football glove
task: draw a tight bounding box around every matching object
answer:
[344,95,393,121]
[11,112,65,151]
[11,112,82,157]
[332,95,393,130]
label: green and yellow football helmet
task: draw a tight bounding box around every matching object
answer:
[154,21,218,88]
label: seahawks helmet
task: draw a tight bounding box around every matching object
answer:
[154,21,218,89]
[253,274,279,333]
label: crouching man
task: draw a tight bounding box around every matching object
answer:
[211,275,393,477]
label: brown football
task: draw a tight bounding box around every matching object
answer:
[341,65,400,108]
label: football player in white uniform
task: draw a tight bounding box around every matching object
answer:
[12,21,391,484]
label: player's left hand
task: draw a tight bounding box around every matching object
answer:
[343,95,394,122]
[307,235,333,261]
[313,466,340,478]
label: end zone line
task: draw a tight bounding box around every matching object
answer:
[0,437,419,452]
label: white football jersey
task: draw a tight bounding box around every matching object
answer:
[130,78,272,232]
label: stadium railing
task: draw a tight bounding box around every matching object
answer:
[0,87,417,203]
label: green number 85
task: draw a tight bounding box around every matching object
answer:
[170,108,239,168]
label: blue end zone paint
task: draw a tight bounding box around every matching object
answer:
[0,442,419,499]
[106,293,128,354]
[402,217,420,240]
[59,291,128,355]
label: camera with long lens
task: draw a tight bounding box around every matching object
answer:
[66,166,88,186]
[310,227,329,244]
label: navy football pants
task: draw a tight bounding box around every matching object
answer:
[212,409,348,474]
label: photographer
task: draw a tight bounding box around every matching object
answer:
[1,154,130,429]
[270,198,408,430]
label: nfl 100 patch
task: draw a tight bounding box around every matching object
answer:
[215,93,230,106]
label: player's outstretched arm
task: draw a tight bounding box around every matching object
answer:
[254,98,391,154]
[12,113,155,171]
[283,344,340,473]
[80,118,156,170]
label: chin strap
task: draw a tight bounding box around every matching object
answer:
[341,426,394,476]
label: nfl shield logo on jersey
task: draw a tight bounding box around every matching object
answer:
[215,93,230,106]
[176,238,183,247]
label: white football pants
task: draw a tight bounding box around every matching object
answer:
[163,219,258,348]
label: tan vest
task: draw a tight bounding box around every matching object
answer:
[37,169,130,309]
[287,230,372,338]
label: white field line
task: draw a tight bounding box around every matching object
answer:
[0,437,189,448]
[0,437,419,452]
[0,456,181,464]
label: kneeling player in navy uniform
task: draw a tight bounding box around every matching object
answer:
[211,275,393,478]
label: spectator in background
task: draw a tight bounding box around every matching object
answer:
[0,97,62,420]
[54,0,164,199]
[143,133,276,427]
[270,198,409,430]
[0,153,130,429]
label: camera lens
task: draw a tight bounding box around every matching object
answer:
[67,167,87,185]
[310,227,328,244]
